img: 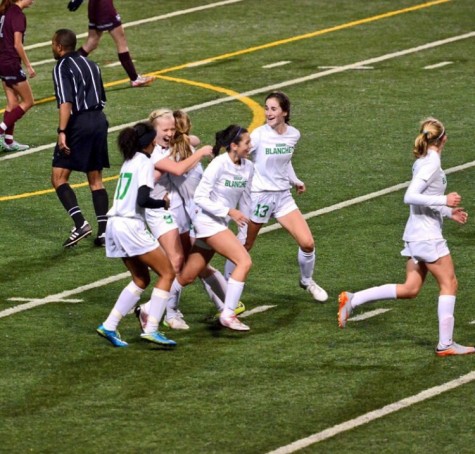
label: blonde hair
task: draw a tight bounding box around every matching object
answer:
[413,117,446,158]
[169,110,193,161]
[148,108,174,127]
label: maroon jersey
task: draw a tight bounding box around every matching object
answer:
[0,4,26,68]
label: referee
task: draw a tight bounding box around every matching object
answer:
[51,28,110,248]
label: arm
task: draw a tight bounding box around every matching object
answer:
[288,161,305,194]
[403,178,447,206]
[155,145,213,176]
[194,160,229,218]
[137,186,168,209]
[14,31,35,78]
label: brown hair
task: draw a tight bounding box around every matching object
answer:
[265,91,291,124]
[413,117,446,158]
[0,0,16,15]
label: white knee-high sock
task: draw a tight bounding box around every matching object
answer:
[103,281,144,331]
[165,278,183,320]
[224,259,236,281]
[437,295,455,348]
[352,284,397,308]
[144,288,170,334]
[200,268,227,311]
[222,278,244,318]
[298,248,315,284]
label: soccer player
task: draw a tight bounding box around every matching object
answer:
[97,121,176,348]
[224,91,328,302]
[51,28,110,248]
[164,124,254,331]
[338,117,475,357]
[137,109,236,330]
[67,0,154,87]
[0,0,36,152]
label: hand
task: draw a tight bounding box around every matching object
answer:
[228,208,249,228]
[295,182,306,195]
[27,65,36,78]
[197,145,213,158]
[57,133,70,155]
[451,207,468,225]
[67,0,83,12]
[446,192,462,207]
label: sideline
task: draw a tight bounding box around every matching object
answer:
[266,371,475,454]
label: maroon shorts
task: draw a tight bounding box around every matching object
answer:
[0,61,27,88]
[88,0,122,31]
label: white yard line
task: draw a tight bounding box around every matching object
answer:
[349,308,392,322]
[266,371,475,454]
[263,61,291,69]
[240,305,277,317]
[424,61,453,69]
[0,273,129,319]
[25,0,244,51]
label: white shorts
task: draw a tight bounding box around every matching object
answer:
[401,239,450,264]
[171,202,192,235]
[145,208,179,238]
[192,209,227,239]
[106,217,158,258]
[250,190,298,223]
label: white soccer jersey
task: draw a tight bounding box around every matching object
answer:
[194,152,254,221]
[169,149,203,218]
[249,123,301,192]
[107,152,155,220]
[402,149,451,242]
[150,144,172,200]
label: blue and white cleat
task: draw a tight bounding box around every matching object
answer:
[96,324,128,347]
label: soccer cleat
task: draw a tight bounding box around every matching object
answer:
[300,280,328,302]
[96,324,128,347]
[94,233,106,247]
[214,301,246,320]
[2,140,30,152]
[130,75,155,87]
[219,314,250,331]
[134,305,147,332]
[140,331,177,346]
[435,342,475,357]
[164,316,190,330]
[338,291,354,328]
[63,221,92,248]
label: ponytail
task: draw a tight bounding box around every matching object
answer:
[412,117,445,158]
[213,124,247,156]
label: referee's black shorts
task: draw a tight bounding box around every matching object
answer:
[52,110,110,173]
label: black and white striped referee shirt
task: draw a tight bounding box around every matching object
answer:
[52,51,106,115]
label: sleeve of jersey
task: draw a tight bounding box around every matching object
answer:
[287,161,303,186]
[137,159,155,190]
[53,63,74,105]
[249,129,259,161]
[194,159,229,218]
[403,177,447,206]
[239,163,254,216]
